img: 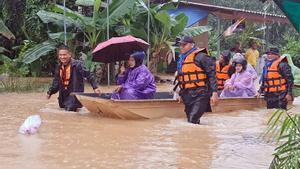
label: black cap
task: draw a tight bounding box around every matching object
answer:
[221,50,232,61]
[266,47,280,55]
[178,36,194,44]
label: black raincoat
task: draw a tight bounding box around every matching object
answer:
[47,59,98,111]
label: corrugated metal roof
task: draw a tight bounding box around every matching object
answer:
[181,1,289,23]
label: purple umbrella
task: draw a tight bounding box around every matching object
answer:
[92,35,150,63]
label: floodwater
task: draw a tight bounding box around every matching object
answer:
[1,85,300,169]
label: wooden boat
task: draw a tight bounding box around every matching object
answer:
[74,92,268,120]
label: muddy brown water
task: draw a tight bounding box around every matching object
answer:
[1,84,300,169]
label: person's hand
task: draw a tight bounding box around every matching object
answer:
[224,85,229,90]
[255,92,261,98]
[114,85,122,93]
[177,96,182,103]
[94,87,101,95]
[46,94,51,100]
[120,65,126,75]
[210,92,218,106]
[285,94,293,102]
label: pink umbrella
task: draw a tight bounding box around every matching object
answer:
[92,35,150,63]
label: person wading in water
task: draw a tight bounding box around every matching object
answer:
[47,45,101,111]
[258,47,294,110]
[176,36,218,124]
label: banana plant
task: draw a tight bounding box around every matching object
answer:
[37,0,135,49]
[0,19,15,40]
[263,109,300,169]
[117,1,212,72]
[22,0,136,66]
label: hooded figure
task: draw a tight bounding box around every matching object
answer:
[220,58,257,98]
[111,51,156,100]
[232,53,258,80]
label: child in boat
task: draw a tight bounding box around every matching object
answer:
[232,53,257,80]
[220,58,257,98]
[111,51,156,100]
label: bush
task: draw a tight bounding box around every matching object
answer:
[0,77,50,92]
[263,109,300,169]
[281,34,300,68]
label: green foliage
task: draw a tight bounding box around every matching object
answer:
[75,0,94,7]
[283,54,300,84]
[0,77,49,93]
[1,0,26,38]
[263,109,300,169]
[24,0,52,42]
[281,34,300,69]
[37,10,82,29]
[0,19,15,40]
[115,1,211,72]
[0,55,29,77]
[180,25,213,37]
[22,40,57,64]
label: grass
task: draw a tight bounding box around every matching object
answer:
[0,77,51,93]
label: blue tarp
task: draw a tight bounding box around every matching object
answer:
[168,6,209,27]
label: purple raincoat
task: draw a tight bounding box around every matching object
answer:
[220,71,256,98]
[246,64,258,80]
[111,65,156,100]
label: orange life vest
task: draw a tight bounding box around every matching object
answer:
[264,56,287,93]
[178,49,207,89]
[216,61,231,90]
[60,64,71,89]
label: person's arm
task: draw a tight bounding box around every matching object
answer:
[122,71,153,90]
[247,64,258,80]
[47,65,60,97]
[224,74,234,88]
[117,70,128,85]
[79,61,98,90]
[232,74,252,90]
[194,53,218,93]
[279,62,294,96]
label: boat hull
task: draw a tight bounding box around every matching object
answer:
[74,93,267,120]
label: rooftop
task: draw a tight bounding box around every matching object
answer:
[181,1,289,23]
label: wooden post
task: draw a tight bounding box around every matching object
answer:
[217,18,221,57]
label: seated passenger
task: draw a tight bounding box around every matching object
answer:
[111,51,156,100]
[232,53,258,80]
[220,58,257,98]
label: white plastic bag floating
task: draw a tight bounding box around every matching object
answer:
[19,115,42,135]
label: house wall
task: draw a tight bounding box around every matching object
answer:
[193,17,209,49]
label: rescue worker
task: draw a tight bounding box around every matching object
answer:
[258,47,294,110]
[47,45,101,111]
[216,50,235,93]
[177,36,218,124]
